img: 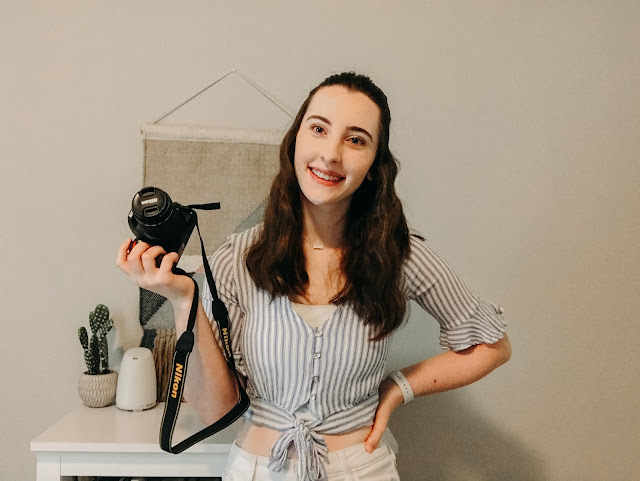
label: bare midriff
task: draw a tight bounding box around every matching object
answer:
[235,419,372,458]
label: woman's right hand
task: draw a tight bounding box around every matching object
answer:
[116,238,195,307]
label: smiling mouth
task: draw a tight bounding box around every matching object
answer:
[310,168,344,183]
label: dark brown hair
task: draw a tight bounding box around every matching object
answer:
[245,72,410,341]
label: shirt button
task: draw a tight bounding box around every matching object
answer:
[315,331,323,337]
[312,376,319,382]
[313,353,321,359]
[310,395,316,401]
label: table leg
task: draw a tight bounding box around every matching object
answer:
[36,454,61,481]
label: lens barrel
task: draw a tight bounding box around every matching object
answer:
[128,186,196,257]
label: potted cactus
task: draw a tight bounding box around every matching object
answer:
[77,304,118,407]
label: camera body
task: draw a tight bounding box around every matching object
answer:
[128,186,196,264]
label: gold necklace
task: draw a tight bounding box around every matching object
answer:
[303,234,324,250]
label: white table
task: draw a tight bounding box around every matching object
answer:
[31,403,398,481]
[30,403,238,481]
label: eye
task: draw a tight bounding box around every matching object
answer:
[311,125,325,134]
[348,136,366,146]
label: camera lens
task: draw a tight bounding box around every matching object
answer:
[128,186,196,258]
[131,187,172,225]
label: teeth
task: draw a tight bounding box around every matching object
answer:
[311,168,342,182]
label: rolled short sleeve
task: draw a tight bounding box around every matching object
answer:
[201,235,247,378]
[404,234,508,352]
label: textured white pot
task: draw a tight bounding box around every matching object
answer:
[78,371,118,408]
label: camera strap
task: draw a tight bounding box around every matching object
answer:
[160,204,250,454]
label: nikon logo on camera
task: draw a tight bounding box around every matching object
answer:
[141,198,158,205]
[171,363,184,399]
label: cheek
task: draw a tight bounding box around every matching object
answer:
[293,152,308,183]
[294,139,316,172]
[293,150,304,171]
[356,155,376,179]
[294,134,312,161]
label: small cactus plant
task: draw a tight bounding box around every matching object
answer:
[78,304,114,375]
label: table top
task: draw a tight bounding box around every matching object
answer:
[31,402,239,454]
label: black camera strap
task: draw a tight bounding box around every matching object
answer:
[160,204,250,454]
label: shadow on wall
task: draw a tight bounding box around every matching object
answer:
[392,393,548,481]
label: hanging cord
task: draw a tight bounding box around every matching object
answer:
[151,68,293,125]
[235,71,293,119]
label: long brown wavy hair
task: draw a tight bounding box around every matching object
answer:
[245,72,410,341]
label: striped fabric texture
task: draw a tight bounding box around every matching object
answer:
[202,224,507,481]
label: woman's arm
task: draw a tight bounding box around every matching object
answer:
[116,238,241,425]
[171,288,241,425]
[366,236,512,451]
[365,334,511,453]
[398,333,511,398]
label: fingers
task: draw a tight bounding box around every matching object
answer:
[116,238,147,273]
[125,240,151,276]
[116,239,186,301]
[365,410,390,453]
[140,245,168,272]
[160,252,179,271]
[116,238,133,272]
[365,379,404,454]
[116,239,168,279]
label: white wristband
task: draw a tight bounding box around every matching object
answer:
[387,370,414,404]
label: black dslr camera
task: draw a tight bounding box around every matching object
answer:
[128,186,196,266]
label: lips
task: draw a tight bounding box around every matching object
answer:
[310,167,344,183]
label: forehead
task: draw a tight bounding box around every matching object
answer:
[305,86,380,137]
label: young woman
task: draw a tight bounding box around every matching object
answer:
[117,72,511,481]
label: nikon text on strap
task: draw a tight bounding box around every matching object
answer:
[159,204,250,454]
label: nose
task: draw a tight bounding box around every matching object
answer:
[321,136,342,163]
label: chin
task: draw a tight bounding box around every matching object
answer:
[302,194,351,210]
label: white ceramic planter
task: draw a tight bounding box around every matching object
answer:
[78,371,118,408]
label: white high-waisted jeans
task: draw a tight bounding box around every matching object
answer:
[223,440,400,481]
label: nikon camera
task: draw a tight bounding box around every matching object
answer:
[128,186,196,266]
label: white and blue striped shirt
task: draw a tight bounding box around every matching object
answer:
[203,224,507,481]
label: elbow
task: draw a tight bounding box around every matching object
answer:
[197,407,220,427]
[460,333,511,367]
[473,333,511,367]
[192,397,239,426]
[494,333,512,365]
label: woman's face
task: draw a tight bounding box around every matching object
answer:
[294,85,380,213]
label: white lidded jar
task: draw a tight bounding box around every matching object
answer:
[116,347,157,411]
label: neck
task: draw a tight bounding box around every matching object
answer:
[301,198,348,249]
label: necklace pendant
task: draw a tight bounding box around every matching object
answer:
[304,234,325,250]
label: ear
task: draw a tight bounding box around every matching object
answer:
[366,171,373,181]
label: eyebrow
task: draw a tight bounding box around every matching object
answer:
[305,115,374,142]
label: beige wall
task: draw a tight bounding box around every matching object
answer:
[2,2,639,480]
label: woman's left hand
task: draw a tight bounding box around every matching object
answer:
[364,377,405,453]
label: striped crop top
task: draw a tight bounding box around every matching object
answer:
[202,224,507,481]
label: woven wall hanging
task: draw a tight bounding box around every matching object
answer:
[137,69,292,401]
